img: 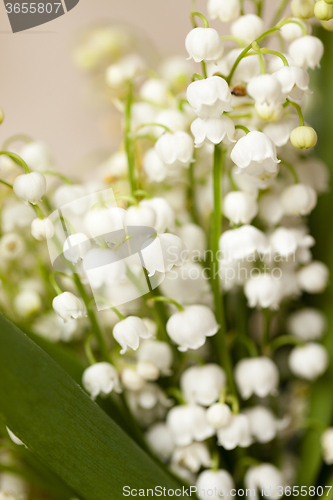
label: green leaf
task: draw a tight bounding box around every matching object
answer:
[0,313,182,500]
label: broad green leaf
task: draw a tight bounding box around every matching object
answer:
[0,313,182,500]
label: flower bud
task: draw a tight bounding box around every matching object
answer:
[314,0,333,19]
[255,101,284,122]
[231,14,264,44]
[137,360,160,381]
[121,367,145,391]
[290,126,317,149]
[31,217,54,241]
[13,171,46,205]
[82,362,121,399]
[287,308,327,341]
[322,428,333,465]
[206,403,233,429]
[185,27,224,63]
[289,343,329,380]
[291,0,315,18]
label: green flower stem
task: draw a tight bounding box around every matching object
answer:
[2,134,32,151]
[260,48,289,66]
[50,272,63,296]
[191,73,204,82]
[211,451,220,472]
[73,273,112,364]
[285,99,305,126]
[236,335,259,357]
[33,203,45,220]
[201,61,208,79]
[0,151,30,173]
[256,0,264,16]
[226,20,305,85]
[124,82,137,196]
[147,295,184,312]
[281,158,300,183]
[135,123,173,134]
[141,268,170,344]
[235,124,251,134]
[133,189,151,199]
[167,388,187,405]
[228,113,253,119]
[191,11,209,28]
[41,171,74,184]
[221,35,246,47]
[94,295,125,321]
[84,333,97,365]
[0,179,13,189]
[115,194,139,206]
[211,145,236,395]
[269,334,305,352]
[226,394,239,414]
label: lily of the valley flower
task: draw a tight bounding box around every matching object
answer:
[13,172,46,205]
[244,406,288,444]
[180,364,226,406]
[31,218,54,241]
[141,233,188,276]
[231,14,264,44]
[321,428,333,465]
[206,403,233,429]
[196,470,235,500]
[113,316,152,354]
[63,233,91,263]
[52,292,87,322]
[219,225,268,261]
[166,305,219,352]
[287,308,327,341]
[137,340,173,377]
[235,357,279,399]
[186,76,233,119]
[272,66,312,101]
[191,116,235,147]
[217,414,253,449]
[223,191,258,225]
[280,183,317,215]
[82,362,121,399]
[185,27,224,63]
[166,404,214,446]
[289,343,329,380]
[145,423,175,462]
[244,273,284,310]
[288,35,324,70]
[207,0,240,22]
[231,131,280,177]
[172,442,212,473]
[155,131,194,166]
[245,464,284,500]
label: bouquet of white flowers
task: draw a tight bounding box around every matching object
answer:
[0,1,333,499]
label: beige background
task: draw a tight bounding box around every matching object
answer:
[0,0,285,173]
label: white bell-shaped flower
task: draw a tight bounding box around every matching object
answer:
[137,340,173,376]
[176,223,207,261]
[185,27,224,63]
[83,248,126,288]
[82,362,121,399]
[141,233,188,276]
[145,423,175,462]
[124,204,156,228]
[297,261,329,294]
[155,131,194,166]
[142,148,168,183]
[166,404,214,446]
[223,191,258,225]
[113,316,152,354]
[287,308,327,341]
[296,158,329,194]
[217,414,253,449]
[231,131,280,177]
[196,470,235,500]
[160,261,211,306]
[154,109,188,135]
[63,233,91,263]
[219,225,268,261]
[273,66,311,101]
[207,0,240,22]
[131,102,157,133]
[245,406,288,444]
[19,140,52,172]
[13,172,46,205]
[31,217,54,241]
[289,343,329,380]
[136,361,160,381]
[172,442,212,473]
[166,305,219,352]
[191,116,235,147]
[321,428,333,465]
[180,364,226,406]
[231,14,264,44]
[52,184,87,214]
[52,292,87,323]
[258,193,284,225]
[235,357,279,399]
[206,403,233,429]
[269,227,314,259]
[288,35,324,70]
[245,464,284,500]
[140,198,175,234]
[186,76,233,119]
[280,19,308,41]
[263,115,298,147]
[121,368,145,391]
[85,206,126,244]
[280,183,317,215]
[105,53,145,87]
[245,273,283,310]
[247,74,284,104]
[159,56,192,90]
[139,78,170,107]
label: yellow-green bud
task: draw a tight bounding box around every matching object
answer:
[321,18,333,29]
[314,0,333,19]
[255,102,283,122]
[291,0,315,18]
[0,109,3,124]
[290,126,317,149]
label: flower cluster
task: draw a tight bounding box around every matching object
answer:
[0,0,332,497]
